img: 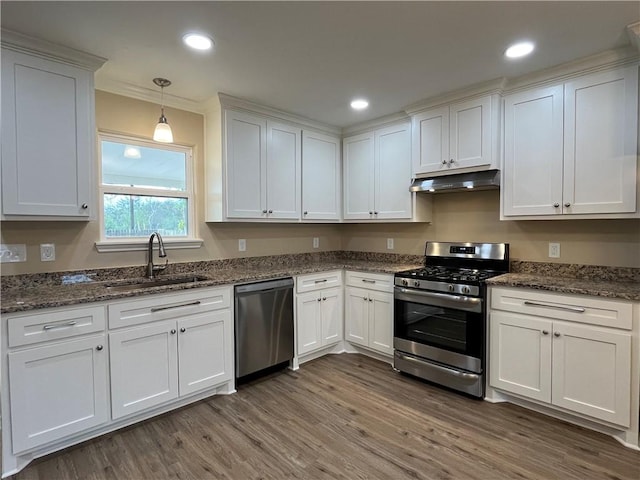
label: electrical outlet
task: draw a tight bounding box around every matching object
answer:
[238,239,246,252]
[40,243,56,262]
[0,244,27,263]
[313,237,319,249]
[548,242,560,258]
[387,238,394,250]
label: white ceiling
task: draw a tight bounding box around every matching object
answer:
[1,1,638,128]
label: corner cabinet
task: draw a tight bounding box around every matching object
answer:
[502,64,639,219]
[410,94,499,177]
[488,287,638,438]
[1,36,105,220]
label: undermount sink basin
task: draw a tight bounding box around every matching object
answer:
[105,275,210,291]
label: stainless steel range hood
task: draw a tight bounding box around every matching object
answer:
[410,169,500,193]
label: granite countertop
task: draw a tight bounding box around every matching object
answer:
[487,273,640,302]
[1,253,422,314]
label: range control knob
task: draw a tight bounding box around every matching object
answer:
[402,279,409,286]
[462,286,470,294]
[448,284,455,292]
[413,281,420,287]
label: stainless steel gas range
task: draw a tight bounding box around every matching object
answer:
[393,241,509,397]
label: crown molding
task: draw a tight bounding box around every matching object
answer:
[95,77,206,114]
[404,77,506,115]
[1,28,107,71]
[218,93,341,135]
[341,111,410,136]
[628,22,640,52]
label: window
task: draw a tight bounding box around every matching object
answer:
[97,133,198,250]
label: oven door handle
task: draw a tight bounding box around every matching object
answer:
[394,287,482,313]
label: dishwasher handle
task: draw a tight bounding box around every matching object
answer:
[235,277,294,295]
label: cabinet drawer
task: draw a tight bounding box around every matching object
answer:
[296,270,343,293]
[7,305,106,348]
[108,287,231,330]
[490,287,632,330]
[345,271,394,293]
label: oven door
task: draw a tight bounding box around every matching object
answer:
[393,286,484,373]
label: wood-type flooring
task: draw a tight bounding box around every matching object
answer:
[12,353,640,479]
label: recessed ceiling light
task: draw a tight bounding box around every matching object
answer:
[350,99,369,110]
[505,41,535,59]
[183,33,214,51]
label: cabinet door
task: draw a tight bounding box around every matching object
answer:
[110,321,178,419]
[296,291,323,355]
[411,106,449,175]
[503,85,564,217]
[563,66,638,215]
[225,110,267,218]
[343,132,374,219]
[321,287,343,346]
[551,322,631,427]
[266,122,301,219]
[489,311,552,402]
[1,49,94,218]
[375,123,412,219]
[178,310,232,397]
[449,96,491,170]
[301,131,341,221]
[8,335,108,453]
[368,290,393,355]
[344,286,369,347]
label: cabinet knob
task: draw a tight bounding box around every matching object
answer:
[81,203,88,209]
[369,211,373,215]
[542,330,549,335]
[363,296,367,301]
[317,298,322,302]
[553,203,560,208]
[554,332,561,337]
[96,345,103,351]
[449,159,455,164]
[322,297,327,301]
[564,203,570,208]
[268,209,273,214]
[180,327,186,333]
[373,211,378,215]
[171,329,177,335]
[441,159,447,165]
[262,209,267,214]
[369,298,373,302]
[304,211,308,215]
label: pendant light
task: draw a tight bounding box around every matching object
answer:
[152,78,174,143]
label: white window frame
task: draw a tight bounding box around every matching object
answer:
[95,132,202,253]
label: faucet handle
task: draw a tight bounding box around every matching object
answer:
[152,258,169,274]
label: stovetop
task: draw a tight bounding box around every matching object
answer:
[399,266,503,283]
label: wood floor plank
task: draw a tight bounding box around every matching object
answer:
[11,353,640,480]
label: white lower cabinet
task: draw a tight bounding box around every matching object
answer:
[109,288,233,419]
[295,271,343,356]
[489,287,633,428]
[8,333,109,453]
[344,271,394,356]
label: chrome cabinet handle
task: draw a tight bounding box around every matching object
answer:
[362,279,376,284]
[43,321,77,331]
[314,279,328,284]
[554,332,561,337]
[564,203,571,207]
[170,329,177,335]
[553,203,560,208]
[81,203,88,209]
[542,330,549,335]
[180,327,186,333]
[151,301,201,313]
[523,301,585,313]
[96,345,104,351]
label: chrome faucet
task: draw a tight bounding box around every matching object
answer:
[147,232,168,279]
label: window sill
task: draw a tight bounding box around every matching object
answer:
[95,238,204,253]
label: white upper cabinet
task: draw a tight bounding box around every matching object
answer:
[302,131,341,221]
[502,64,639,219]
[343,122,413,221]
[411,95,497,177]
[267,122,301,219]
[1,42,104,220]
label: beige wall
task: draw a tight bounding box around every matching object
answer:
[1,93,639,275]
[341,190,640,268]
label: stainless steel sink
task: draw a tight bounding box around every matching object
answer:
[105,275,210,291]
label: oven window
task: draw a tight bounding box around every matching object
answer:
[394,299,482,357]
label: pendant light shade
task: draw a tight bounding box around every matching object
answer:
[152,78,174,143]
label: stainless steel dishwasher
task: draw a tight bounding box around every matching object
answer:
[234,277,294,379]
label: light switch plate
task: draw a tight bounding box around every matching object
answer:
[0,244,27,263]
[238,239,247,252]
[387,238,394,250]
